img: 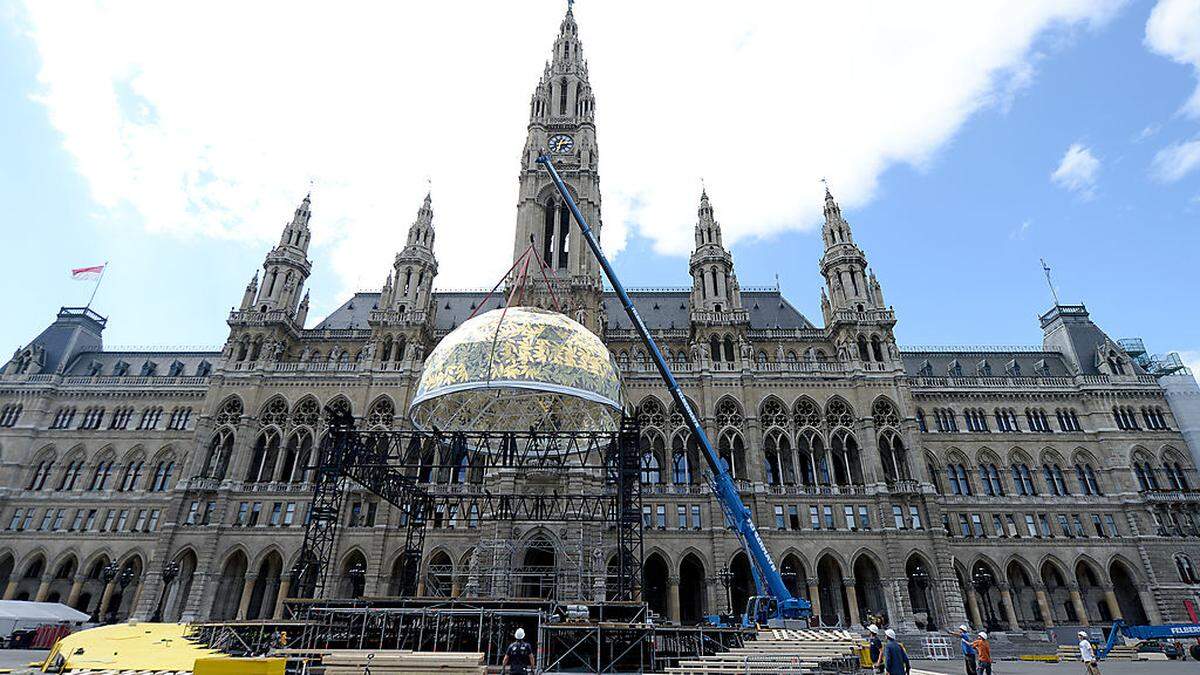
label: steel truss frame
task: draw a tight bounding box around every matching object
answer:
[291,410,643,607]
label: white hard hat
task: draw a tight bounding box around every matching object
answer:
[515,628,525,639]
[1079,631,1088,638]
[885,629,897,639]
[868,624,879,633]
[959,624,970,632]
[978,631,987,640]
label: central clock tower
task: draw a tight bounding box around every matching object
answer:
[511,3,603,331]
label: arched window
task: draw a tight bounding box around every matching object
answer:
[1075,463,1101,495]
[246,429,281,483]
[723,336,735,363]
[879,431,909,483]
[764,429,793,486]
[718,429,747,480]
[28,459,54,491]
[150,460,175,491]
[871,336,884,362]
[671,433,693,484]
[978,463,1003,496]
[559,77,568,115]
[203,428,235,479]
[857,335,870,362]
[1008,462,1036,496]
[709,335,721,363]
[640,433,664,484]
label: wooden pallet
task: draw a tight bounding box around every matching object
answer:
[320,649,486,674]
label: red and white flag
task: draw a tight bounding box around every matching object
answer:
[71,264,105,281]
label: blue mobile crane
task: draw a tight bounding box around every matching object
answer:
[537,155,811,626]
[1099,620,1200,658]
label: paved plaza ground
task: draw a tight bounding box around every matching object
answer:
[912,658,1199,674]
[0,649,46,673]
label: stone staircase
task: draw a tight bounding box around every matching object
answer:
[662,628,862,674]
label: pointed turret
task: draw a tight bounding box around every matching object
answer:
[388,192,439,314]
[241,272,259,311]
[295,290,310,327]
[252,194,314,316]
[689,188,742,313]
[816,186,899,371]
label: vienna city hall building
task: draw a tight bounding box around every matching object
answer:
[2,6,1198,637]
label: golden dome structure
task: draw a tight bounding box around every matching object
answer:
[410,306,622,436]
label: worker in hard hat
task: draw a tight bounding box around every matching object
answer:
[502,627,535,675]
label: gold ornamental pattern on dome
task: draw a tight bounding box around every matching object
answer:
[413,306,622,412]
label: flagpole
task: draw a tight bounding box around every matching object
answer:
[85,262,108,312]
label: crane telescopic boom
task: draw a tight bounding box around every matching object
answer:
[536,155,809,623]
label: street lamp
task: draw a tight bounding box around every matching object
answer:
[717,566,735,617]
[152,560,181,622]
[971,568,997,630]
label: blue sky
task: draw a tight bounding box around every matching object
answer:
[1,1,1198,367]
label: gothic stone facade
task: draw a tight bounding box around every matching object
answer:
[1,6,1198,632]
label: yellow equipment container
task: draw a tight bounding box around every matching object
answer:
[194,656,286,675]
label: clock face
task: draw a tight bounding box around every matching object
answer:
[548,134,574,154]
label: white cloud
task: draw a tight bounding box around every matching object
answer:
[1011,219,1032,240]
[1050,143,1101,197]
[17,0,1123,305]
[1151,137,1200,181]
[1145,0,1200,118]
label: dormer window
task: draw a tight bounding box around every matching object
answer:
[140,361,157,377]
[88,361,103,377]
[1005,360,1020,377]
[196,361,212,377]
[113,361,130,377]
[947,360,962,377]
[976,360,992,377]
[168,360,185,377]
[918,360,933,377]
[1035,359,1051,376]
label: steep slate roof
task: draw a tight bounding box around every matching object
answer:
[312,289,815,332]
[900,349,1072,377]
[62,350,219,377]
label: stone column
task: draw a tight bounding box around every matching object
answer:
[998,585,1020,631]
[67,575,85,608]
[808,580,822,623]
[236,577,256,620]
[33,576,52,602]
[1034,588,1055,628]
[1068,585,1089,627]
[964,587,983,628]
[2,579,18,600]
[668,575,681,623]
[844,579,860,627]
[273,578,292,620]
[1103,589,1124,621]
[97,580,118,621]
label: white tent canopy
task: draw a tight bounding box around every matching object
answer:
[0,600,89,638]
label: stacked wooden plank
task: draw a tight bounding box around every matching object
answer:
[663,628,862,674]
[1056,643,1137,661]
[320,649,486,674]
